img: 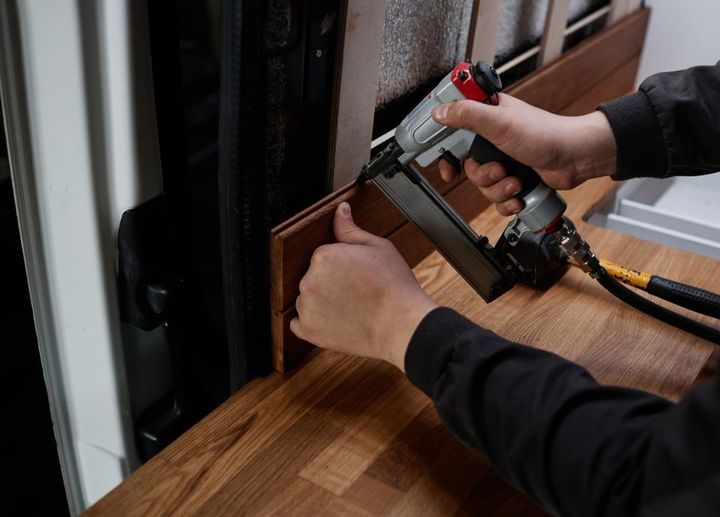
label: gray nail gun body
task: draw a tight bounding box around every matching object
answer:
[358,61,569,302]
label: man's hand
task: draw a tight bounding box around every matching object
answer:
[290,202,437,371]
[433,94,617,216]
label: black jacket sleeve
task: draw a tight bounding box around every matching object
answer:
[597,62,720,180]
[405,307,720,517]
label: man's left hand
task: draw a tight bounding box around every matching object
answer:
[290,202,438,371]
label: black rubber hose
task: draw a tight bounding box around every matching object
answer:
[595,269,720,347]
[646,276,720,320]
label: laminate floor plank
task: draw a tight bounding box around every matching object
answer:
[341,474,407,515]
[299,373,427,495]
[386,432,491,517]
[155,353,365,512]
[257,477,375,516]
[195,412,344,516]
[362,405,446,493]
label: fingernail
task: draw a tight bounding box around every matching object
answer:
[506,183,522,195]
[512,205,522,214]
[433,104,449,121]
[340,202,351,217]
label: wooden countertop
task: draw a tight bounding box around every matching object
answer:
[86,178,718,516]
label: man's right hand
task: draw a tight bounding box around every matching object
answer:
[432,94,617,216]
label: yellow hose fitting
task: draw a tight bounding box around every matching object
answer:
[599,259,652,289]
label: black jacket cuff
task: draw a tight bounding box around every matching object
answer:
[404,307,480,397]
[597,90,668,180]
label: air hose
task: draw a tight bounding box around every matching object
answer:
[600,259,720,320]
[595,268,720,346]
[553,218,720,347]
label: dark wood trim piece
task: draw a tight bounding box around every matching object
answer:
[559,55,641,115]
[507,8,648,114]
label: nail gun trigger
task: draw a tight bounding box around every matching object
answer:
[440,150,462,174]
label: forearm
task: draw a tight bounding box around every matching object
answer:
[404,308,720,516]
[598,62,720,180]
[405,309,614,513]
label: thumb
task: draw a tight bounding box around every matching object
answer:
[333,202,378,245]
[432,96,514,145]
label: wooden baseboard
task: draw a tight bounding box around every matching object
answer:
[270,8,650,372]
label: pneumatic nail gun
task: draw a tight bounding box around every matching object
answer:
[357,61,600,301]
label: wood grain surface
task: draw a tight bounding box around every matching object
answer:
[88,176,718,516]
[270,9,650,371]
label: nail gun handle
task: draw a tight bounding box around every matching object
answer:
[470,135,542,199]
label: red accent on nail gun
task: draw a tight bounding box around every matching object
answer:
[451,62,489,102]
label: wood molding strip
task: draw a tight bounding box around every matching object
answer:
[539,0,570,66]
[559,55,641,116]
[271,8,650,371]
[329,0,388,189]
[465,0,503,63]
[507,8,648,114]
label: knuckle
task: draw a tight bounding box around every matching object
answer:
[456,100,479,127]
[497,203,513,216]
[489,162,506,179]
[463,160,478,176]
[338,225,355,237]
[465,164,484,184]
[311,245,332,263]
[298,276,308,293]
[480,186,503,203]
[503,199,522,215]
[470,163,505,188]
[455,102,469,124]
[289,318,303,338]
[380,238,396,251]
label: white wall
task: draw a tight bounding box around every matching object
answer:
[638,0,720,82]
